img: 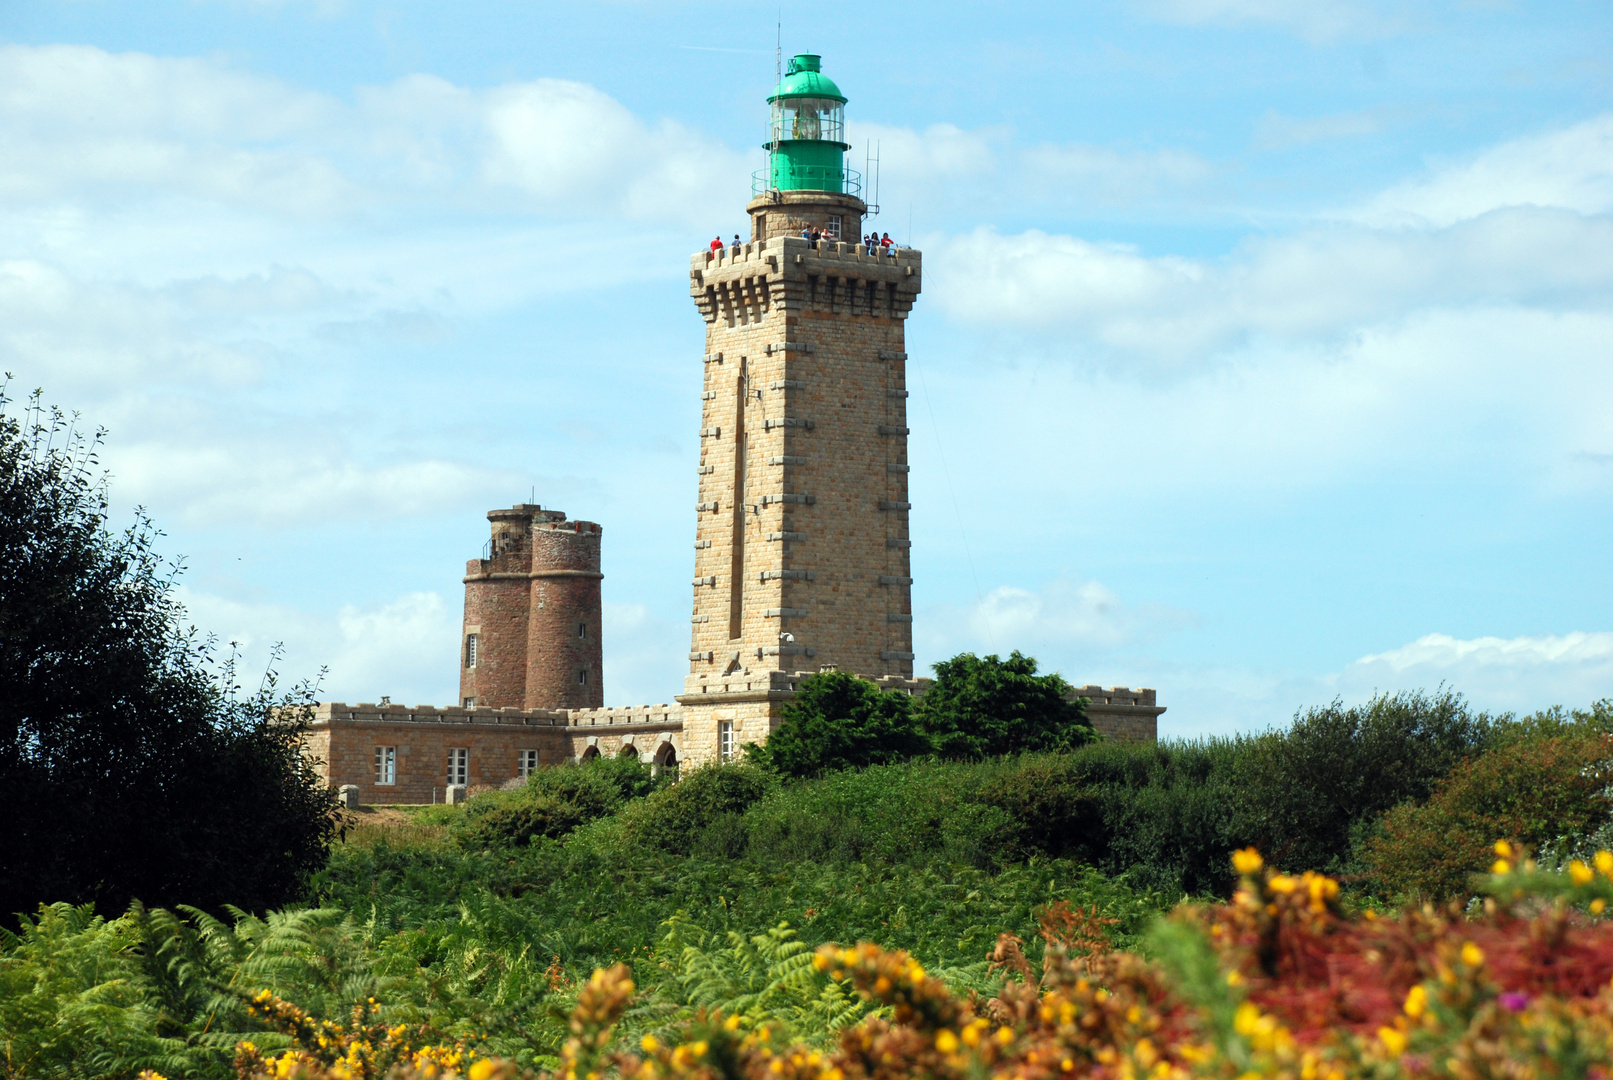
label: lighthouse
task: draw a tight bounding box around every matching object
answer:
[679,54,924,763]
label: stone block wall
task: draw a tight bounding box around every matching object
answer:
[682,231,922,748]
[1072,686,1164,742]
[309,702,574,804]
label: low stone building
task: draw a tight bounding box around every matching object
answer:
[308,679,1163,804]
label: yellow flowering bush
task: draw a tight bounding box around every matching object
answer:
[232,844,1613,1080]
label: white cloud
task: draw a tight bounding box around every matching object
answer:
[0,44,751,226]
[1338,632,1613,714]
[176,586,460,707]
[916,575,1194,681]
[1354,113,1613,227]
[927,210,1613,365]
[850,121,1215,219]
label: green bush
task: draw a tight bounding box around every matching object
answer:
[917,651,1094,760]
[1366,730,1613,899]
[612,762,775,856]
[747,670,928,778]
[1230,689,1494,876]
[452,754,665,851]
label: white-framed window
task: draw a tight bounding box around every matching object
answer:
[447,748,468,787]
[463,696,476,708]
[718,720,735,762]
[577,621,587,639]
[374,746,396,786]
[464,633,478,668]
[518,749,540,778]
[825,215,842,240]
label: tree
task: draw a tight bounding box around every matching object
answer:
[0,385,338,925]
[917,651,1094,760]
[747,670,929,778]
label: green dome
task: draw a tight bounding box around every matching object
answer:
[767,54,846,104]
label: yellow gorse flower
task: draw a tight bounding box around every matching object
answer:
[1232,848,1264,875]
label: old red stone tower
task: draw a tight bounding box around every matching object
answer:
[459,505,604,711]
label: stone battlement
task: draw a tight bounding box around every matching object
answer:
[1069,686,1159,708]
[564,705,683,728]
[695,235,920,273]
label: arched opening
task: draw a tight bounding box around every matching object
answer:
[618,743,639,760]
[652,741,679,780]
[578,744,600,763]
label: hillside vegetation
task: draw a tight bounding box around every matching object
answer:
[5,687,1610,1079]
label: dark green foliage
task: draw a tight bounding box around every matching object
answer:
[1230,688,1494,875]
[452,755,665,850]
[738,756,1100,870]
[614,762,775,855]
[747,670,928,778]
[917,651,1095,760]
[0,386,338,926]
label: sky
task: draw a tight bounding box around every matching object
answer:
[2,0,1610,737]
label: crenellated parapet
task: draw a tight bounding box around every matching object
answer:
[691,237,921,325]
[1065,686,1165,742]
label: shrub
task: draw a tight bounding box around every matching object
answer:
[1366,731,1613,899]
[740,757,1097,870]
[917,652,1094,760]
[614,762,775,856]
[1230,689,1493,876]
[747,671,928,778]
[0,387,337,924]
[453,755,664,851]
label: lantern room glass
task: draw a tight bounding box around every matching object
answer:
[770,97,845,146]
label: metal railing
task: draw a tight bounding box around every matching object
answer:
[751,166,863,198]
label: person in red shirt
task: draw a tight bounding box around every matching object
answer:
[710,236,723,252]
[880,232,893,252]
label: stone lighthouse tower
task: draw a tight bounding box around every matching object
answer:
[679,54,922,762]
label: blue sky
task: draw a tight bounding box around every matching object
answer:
[3,1,1610,735]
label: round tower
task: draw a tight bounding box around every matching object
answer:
[524,517,604,711]
[747,54,867,243]
[459,505,603,711]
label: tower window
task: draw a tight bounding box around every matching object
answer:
[447,748,468,787]
[518,749,539,778]
[826,215,842,240]
[463,696,476,708]
[579,670,588,686]
[374,746,396,786]
[464,633,478,668]
[578,622,587,639]
[718,720,736,762]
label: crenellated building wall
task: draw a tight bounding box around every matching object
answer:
[309,682,1162,801]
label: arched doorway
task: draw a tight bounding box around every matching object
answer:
[578,744,600,763]
[618,743,639,760]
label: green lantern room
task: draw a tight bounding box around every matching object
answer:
[748,54,868,243]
